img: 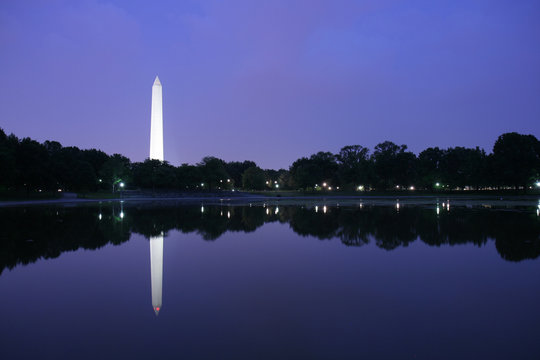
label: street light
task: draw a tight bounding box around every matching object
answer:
[112,179,124,193]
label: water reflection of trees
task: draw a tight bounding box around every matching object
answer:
[1,204,539,274]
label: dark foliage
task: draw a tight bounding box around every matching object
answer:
[1,128,538,193]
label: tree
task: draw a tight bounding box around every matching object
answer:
[50,146,97,191]
[81,149,109,179]
[289,157,313,189]
[198,156,229,191]
[100,154,131,191]
[336,145,371,189]
[289,152,338,190]
[225,160,256,188]
[492,132,540,188]
[0,129,17,189]
[132,159,177,189]
[242,166,266,190]
[417,147,444,190]
[176,164,203,190]
[372,141,414,189]
[15,137,53,192]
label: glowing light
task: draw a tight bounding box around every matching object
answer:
[227,179,231,183]
[201,206,204,213]
[120,211,124,219]
[274,180,277,184]
[409,186,415,190]
[395,185,399,189]
[266,208,270,215]
[535,181,540,187]
[227,211,231,219]
[150,76,164,161]
[98,179,102,183]
[435,182,440,187]
[357,185,364,191]
[396,202,400,210]
[119,182,125,188]
[336,187,340,190]
[98,213,102,220]
[275,207,279,214]
[437,206,440,215]
[315,206,319,213]
[328,187,332,190]
[57,189,62,192]
[275,184,279,188]
[200,183,204,187]
[323,182,327,187]
[266,181,269,185]
[323,205,327,214]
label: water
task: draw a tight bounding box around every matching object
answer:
[1,199,539,359]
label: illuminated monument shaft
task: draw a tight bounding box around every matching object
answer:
[150,234,163,315]
[149,76,164,315]
[149,76,163,161]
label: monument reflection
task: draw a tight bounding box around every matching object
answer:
[150,233,163,315]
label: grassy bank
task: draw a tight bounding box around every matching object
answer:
[77,192,122,199]
[250,189,540,197]
[0,190,62,201]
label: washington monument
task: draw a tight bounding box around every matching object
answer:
[149,76,163,161]
[149,76,164,315]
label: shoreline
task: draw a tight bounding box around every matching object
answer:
[1,193,539,208]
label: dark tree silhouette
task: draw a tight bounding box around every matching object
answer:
[492,133,540,188]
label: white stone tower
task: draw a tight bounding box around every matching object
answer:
[149,76,163,161]
[150,233,163,315]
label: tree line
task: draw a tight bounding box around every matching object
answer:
[1,127,539,193]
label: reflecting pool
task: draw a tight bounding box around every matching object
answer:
[1,199,539,359]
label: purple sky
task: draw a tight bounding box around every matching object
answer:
[0,0,539,169]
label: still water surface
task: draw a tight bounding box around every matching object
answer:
[1,199,539,359]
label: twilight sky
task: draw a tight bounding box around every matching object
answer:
[0,0,539,169]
